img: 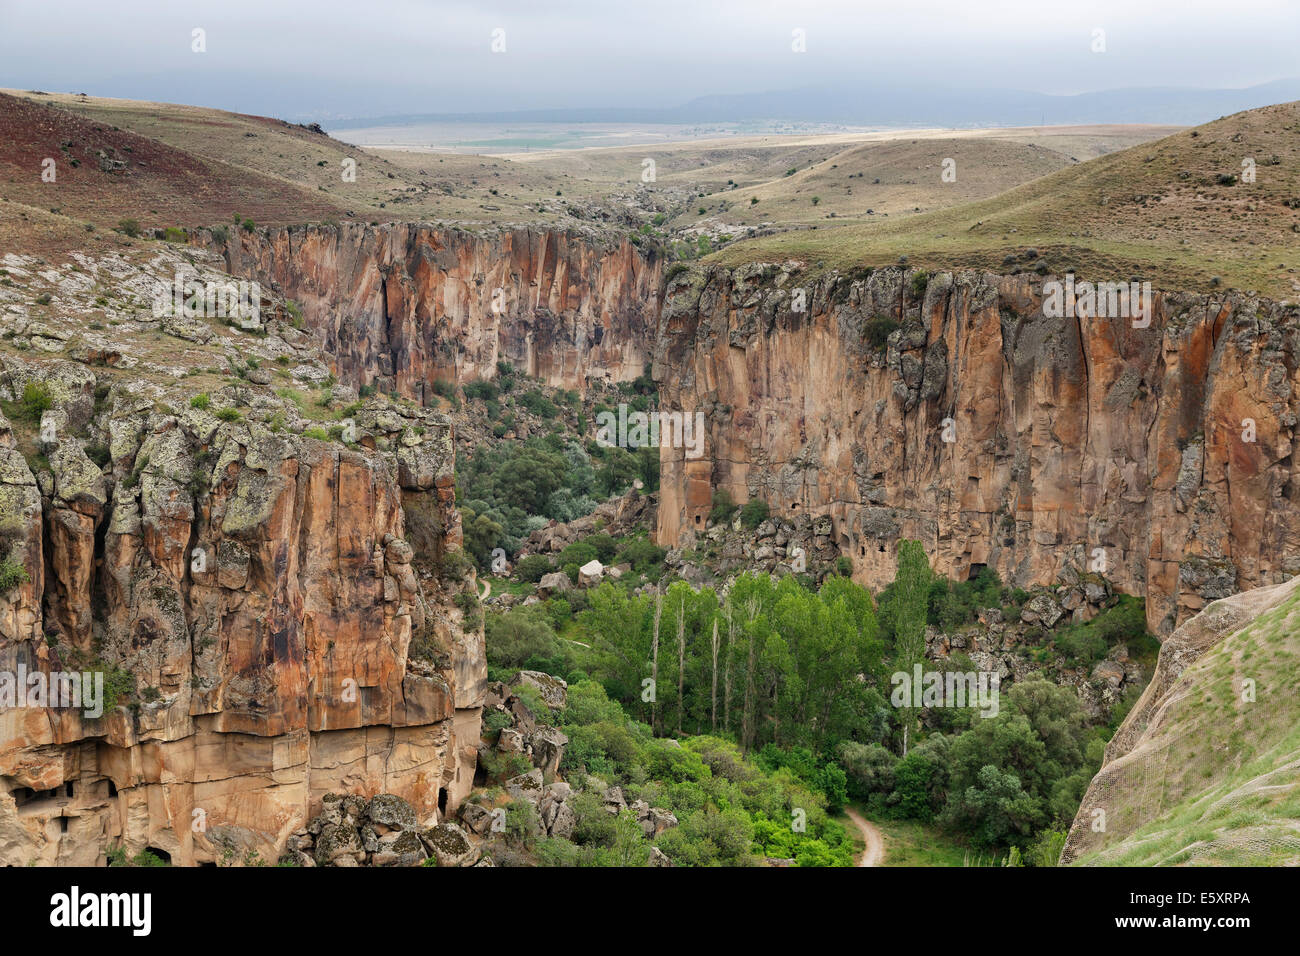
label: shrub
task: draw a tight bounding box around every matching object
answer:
[708,489,738,525]
[616,537,665,575]
[15,381,53,423]
[910,271,930,299]
[190,393,210,410]
[464,380,499,402]
[740,498,769,529]
[215,408,241,422]
[865,315,899,350]
[117,218,141,238]
[0,558,30,591]
[514,554,554,583]
[485,607,564,669]
[519,389,558,418]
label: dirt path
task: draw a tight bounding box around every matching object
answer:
[845,807,885,867]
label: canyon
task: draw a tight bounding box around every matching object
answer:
[223,224,1299,637]
[2,220,1297,865]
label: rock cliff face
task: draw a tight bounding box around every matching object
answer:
[214,226,1299,637]
[654,264,1299,636]
[210,224,663,399]
[0,244,486,865]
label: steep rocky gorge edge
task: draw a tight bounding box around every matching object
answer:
[2,220,1296,865]
[217,222,1299,639]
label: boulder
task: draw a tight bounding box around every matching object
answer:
[1021,593,1064,628]
[314,823,364,866]
[372,829,427,866]
[602,785,627,814]
[640,807,679,838]
[458,802,496,836]
[648,846,674,867]
[366,793,417,831]
[510,670,569,710]
[506,768,545,803]
[578,559,605,586]
[530,726,569,777]
[537,571,573,595]
[420,823,479,867]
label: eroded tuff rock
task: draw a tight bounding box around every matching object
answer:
[654,264,1300,635]
[207,224,662,397]
[214,225,1297,636]
[0,352,485,866]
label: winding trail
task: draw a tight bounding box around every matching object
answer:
[845,807,885,867]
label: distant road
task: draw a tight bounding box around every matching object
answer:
[845,807,884,867]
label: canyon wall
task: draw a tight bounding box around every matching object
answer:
[0,357,484,866]
[210,223,1299,635]
[212,224,663,399]
[654,263,1300,636]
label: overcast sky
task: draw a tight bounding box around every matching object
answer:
[1,0,1296,121]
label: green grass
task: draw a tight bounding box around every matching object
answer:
[848,807,971,867]
[1072,585,1300,866]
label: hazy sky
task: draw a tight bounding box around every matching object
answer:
[1,0,1296,121]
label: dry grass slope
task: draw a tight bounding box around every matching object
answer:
[713,101,1300,299]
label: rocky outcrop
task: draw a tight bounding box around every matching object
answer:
[518,489,655,558]
[479,678,568,780]
[0,355,485,866]
[208,224,663,398]
[655,263,1300,636]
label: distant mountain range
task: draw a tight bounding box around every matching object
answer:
[328,79,1300,130]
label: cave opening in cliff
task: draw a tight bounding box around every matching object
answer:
[59,816,69,833]
[145,846,172,864]
[106,780,118,798]
[968,563,987,580]
[11,786,58,807]
[438,787,448,817]
[64,781,74,798]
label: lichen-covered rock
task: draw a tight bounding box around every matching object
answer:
[367,793,417,831]
[420,822,478,867]
[314,823,364,866]
[0,335,484,866]
[506,768,545,804]
[458,802,496,836]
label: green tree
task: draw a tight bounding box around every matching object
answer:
[891,540,932,754]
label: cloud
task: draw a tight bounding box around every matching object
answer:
[0,0,1295,119]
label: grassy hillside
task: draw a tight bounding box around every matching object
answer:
[711,101,1300,299]
[2,90,1177,255]
[668,137,1074,232]
[0,91,343,233]
[1066,575,1300,865]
